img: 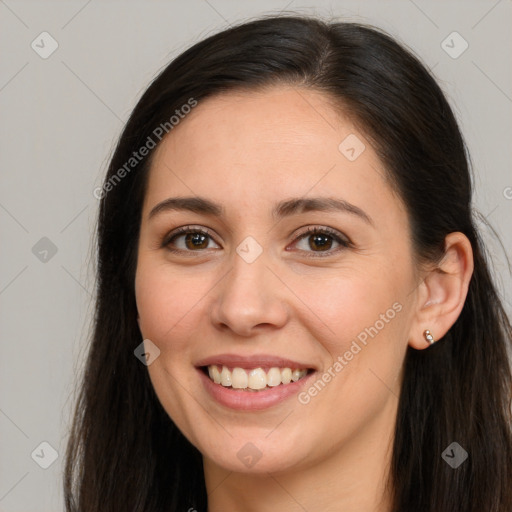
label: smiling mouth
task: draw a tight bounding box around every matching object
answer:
[201,365,314,392]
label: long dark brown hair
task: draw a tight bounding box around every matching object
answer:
[64,14,512,511]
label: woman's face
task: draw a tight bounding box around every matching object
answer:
[135,86,421,474]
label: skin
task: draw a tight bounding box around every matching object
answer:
[135,86,473,512]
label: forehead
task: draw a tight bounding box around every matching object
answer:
[153,86,353,167]
[143,86,404,225]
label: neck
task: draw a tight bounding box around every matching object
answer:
[203,397,397,512]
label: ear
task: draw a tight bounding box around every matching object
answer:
[408,232,474,350]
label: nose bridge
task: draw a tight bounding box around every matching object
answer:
[228,232,270,292]
[211,237,288,335]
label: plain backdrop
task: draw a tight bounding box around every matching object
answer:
[0,1,511,510]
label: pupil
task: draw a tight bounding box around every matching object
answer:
[311,234,331,251]
[186,233,208,249]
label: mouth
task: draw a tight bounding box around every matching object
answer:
[195,354,317,410]
[200,365,314,392]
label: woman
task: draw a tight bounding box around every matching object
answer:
[64,14,512,512]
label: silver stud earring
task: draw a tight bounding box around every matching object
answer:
[423,329,435,345]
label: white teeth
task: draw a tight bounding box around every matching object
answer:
[220,366,232,387]
[231,367,248,389]
[208,365,222,384]
[248,368,267,390]
[291,369,302,382]
[281,368,292,384]
[267,367,282,387]
[207,365,308,390]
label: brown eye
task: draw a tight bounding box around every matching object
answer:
[292,227,350,257]
[307,233,334,251]
[182,232,209,250]
[163,226,220,253]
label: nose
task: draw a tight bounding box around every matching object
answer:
[210,249,290,337]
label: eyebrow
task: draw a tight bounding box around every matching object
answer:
[148,196,374,225]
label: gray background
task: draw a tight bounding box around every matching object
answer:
[0,1,510,510]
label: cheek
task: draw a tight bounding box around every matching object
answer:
[291,272,408,427]
[135,260,200,344]
[134,260,206,438]
[291,265,405,351]
[291,264,411,417]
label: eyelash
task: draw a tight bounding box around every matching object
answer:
[161,225,352,258]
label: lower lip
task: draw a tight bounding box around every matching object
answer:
[197,368,315,411]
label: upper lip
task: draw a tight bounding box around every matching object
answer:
[195,353,317,370]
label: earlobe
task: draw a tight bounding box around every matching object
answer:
[408,232,474,350]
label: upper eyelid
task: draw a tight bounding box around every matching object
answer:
[297,226,350,242]
[162,225,216,247]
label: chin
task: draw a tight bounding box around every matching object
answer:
[198,433,310,474]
